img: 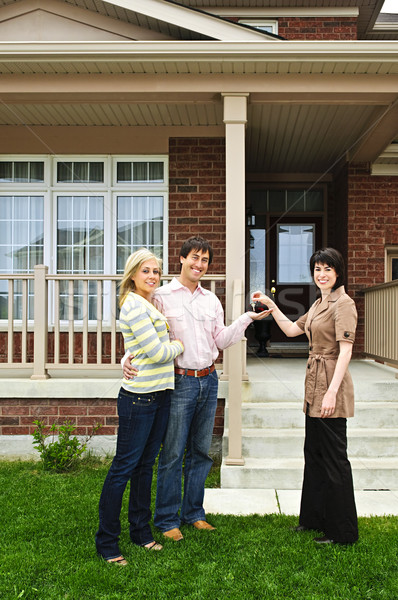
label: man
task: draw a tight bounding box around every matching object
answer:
[123,236,269,541]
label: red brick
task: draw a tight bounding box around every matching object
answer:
[59,406,87,416]
[3,426,30,434]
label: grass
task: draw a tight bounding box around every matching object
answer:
[1,459,397,600]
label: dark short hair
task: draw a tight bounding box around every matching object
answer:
[179,236,213,266]
[309,247,345,290]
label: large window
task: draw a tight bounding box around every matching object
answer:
[0,155,168,321]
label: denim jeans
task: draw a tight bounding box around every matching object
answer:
[95,386,170,560]
[154,369,218,531]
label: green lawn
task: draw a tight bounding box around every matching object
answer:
[1,460,397,600]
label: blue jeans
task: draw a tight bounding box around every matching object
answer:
[95,387,170,560]
[154,370,218,531]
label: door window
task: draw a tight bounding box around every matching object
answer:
[277,224,314,284]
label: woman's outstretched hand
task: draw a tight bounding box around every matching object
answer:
[251,291,275,309]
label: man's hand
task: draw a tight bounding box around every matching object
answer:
[248,309,273,321]
[123,354,139,380]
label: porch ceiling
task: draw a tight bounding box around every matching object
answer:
[1,40,398,173]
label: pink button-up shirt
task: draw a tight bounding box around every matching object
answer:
[153,278,252,370]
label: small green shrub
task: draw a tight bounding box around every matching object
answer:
[32,419,101,472]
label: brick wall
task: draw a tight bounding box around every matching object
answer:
[347,165,398,353]
[0,397,225,439]
[278,17,357,40]
[168,137,226,276]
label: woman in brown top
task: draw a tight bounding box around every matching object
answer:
[252,248,358,545]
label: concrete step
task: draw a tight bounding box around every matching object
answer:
[221,457,398,490]
[225,402,398,429]
[223,428,398,459]
[241,380,398,403]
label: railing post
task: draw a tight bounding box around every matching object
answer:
[31,265,50,380]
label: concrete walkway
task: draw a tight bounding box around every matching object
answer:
[204,488,398,517]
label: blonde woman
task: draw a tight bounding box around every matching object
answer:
[96,249,184,565]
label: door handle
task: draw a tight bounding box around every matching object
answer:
[270,279,276,296]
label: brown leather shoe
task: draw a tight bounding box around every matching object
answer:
[162,528,184,541]
[192,520,216,531]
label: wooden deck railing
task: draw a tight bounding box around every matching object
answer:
[0,266,226,379]
[363,280,398,366]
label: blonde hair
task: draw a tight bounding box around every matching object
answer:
[119,248,162,308]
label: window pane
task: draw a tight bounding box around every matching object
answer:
[73,196,88,221]
[14,196,29,219]
[306,190,324,211]
[14,162,29,183]
[287,190,305,212]
[132,221,147,246]
[73,162,88,183]
[277,224,314,284]
[269,190,285,212]
[57,196,104,276]
[57,222,72,245]
[133,162,147,182]
[117,246,130,273]
[117,195,164,274]
[0,196,12,219]
[148,196,163,219]
[13,221,29,245]
[89,162,104,182]
[0,246,13,271]
[0,162,12,182]
[57,247,73,272]
[30,162,44,183]
[117,196,131,220]
[13,245,28,271]
[0,221,12,244]
[117,224,131,245]
[31,196,44,219]
[392,258,398,281]
[149,221,163,246]
[57,162,73,183]
[0,194,44,319]
[249,229,266,294]
[117,162,132,182]
[148,162,164,182]
[58,196,72,220]
[89,196,103,220]
[29,248,43,269]
[133,196,147,221]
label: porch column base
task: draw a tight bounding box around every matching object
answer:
[224,457,245,466]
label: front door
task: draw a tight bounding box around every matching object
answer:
[268,215,323,342]
[247,186,326,348]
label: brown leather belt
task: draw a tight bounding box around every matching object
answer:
[175,364,215,378]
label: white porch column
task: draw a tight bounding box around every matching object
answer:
[222,93,248,465]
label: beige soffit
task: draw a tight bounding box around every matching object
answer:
[0,40,398,74]
[95,0,276,41]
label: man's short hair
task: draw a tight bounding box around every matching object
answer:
[180,236,213,266]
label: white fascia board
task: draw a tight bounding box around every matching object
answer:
[204,8,359,18]
[371,164,398,175]
[379,144,398,157]
[1,40,398,62]
[101,0,273,41]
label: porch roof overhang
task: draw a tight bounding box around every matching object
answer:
[1,40,398,174]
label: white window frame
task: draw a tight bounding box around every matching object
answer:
[238,19,278,35]
[385,246,398,282]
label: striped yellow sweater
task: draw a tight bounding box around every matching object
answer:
[120,292,183,393]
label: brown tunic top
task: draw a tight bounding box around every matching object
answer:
[295,286,357,418]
